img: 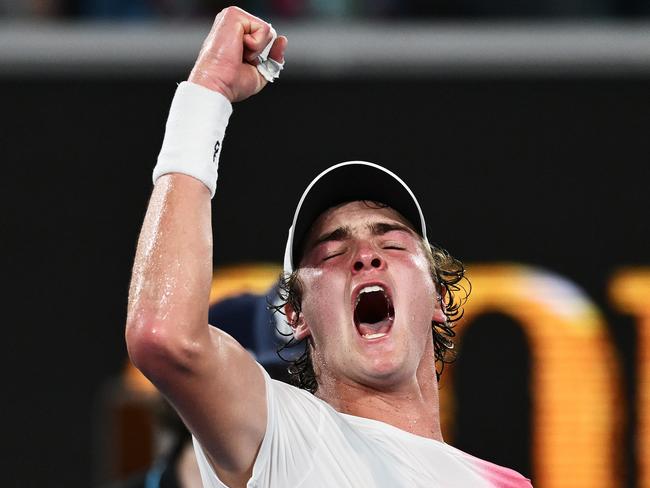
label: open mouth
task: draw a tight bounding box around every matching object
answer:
[354,285,395,340]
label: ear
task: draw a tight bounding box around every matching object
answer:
[284,302,311,341]
[432,286,447,324]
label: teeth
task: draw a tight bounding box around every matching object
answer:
[356,285,388,307]
[360,285,384,294]
[362,332,387,339]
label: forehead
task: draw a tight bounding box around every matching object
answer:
[308,201,415,238]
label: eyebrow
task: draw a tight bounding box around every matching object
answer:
[311,226,352,248]
[311,221,415,250]
[368,221,415,237]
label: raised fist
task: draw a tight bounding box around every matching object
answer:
[189,6,288,103]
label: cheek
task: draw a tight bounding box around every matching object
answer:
[299,267,325,295]
[299,268,345,328]
[409,253,437,294]
[410,252,431,274]
[402,254,437,321]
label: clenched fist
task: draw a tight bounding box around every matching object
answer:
[189,6,288,103]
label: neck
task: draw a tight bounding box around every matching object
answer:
[315,361,444,442]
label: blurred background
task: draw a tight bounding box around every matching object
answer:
[2,0,650,487]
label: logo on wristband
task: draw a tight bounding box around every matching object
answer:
[213,140,221,163]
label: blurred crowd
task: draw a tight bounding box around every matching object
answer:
[2,0,650,19]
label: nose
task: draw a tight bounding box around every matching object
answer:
[352,248,384,273]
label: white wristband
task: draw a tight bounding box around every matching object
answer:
[153,81,233,198]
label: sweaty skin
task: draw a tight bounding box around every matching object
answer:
[288,201,447,441]
[126,8,287,488]
[189,6,287,102]
[126,7,445,488]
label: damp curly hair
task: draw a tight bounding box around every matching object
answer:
[269,238,470,394]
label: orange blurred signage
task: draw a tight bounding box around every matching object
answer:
[119,263,649,487]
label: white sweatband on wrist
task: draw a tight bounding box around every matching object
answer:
[256,26,284,83]
[153,81,232,198]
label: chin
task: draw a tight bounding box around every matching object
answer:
[359,355,414,385]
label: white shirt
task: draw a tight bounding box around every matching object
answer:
[193,367,533,488]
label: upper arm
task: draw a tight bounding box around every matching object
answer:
[139,323,268,484]
[124,175,269,483]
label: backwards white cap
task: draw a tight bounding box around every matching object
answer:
[283,161,428,274]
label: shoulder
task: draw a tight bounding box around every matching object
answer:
[191,371,331,488]
[263,373,329,435]
[449,446,533,488]
[265,373,324,410]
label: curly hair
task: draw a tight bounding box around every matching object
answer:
[270,232,470,394]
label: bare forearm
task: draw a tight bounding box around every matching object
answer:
[126,174,212,359]
[126,6,288,350]
[123,8,287,477]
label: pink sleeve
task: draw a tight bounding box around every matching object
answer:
[461,450,534,488]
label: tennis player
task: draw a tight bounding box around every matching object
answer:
[126,7,533,487]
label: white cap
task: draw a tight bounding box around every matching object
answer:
[283,161,428,274]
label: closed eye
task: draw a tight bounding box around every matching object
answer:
[383,244,406,250]
[323,251,345,261]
